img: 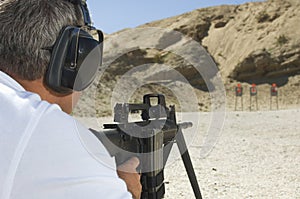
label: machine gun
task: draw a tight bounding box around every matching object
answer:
[90,94,202,199]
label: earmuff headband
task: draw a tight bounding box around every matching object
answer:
[68,0,92,26]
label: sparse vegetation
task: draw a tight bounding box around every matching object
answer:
[218,52,226,59]
[256,11,270,23]
[276,34,289,46]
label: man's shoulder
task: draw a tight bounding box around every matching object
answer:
[36,102,116,168]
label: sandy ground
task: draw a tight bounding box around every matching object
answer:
[163,110,300,199]
[77,109,300,199]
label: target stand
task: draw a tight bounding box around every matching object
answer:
[249,84,258,111]
[270,84,279,110]
[234,84,243,111]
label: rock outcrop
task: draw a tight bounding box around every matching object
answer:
[103,0,300,85]
[74,0,300,116]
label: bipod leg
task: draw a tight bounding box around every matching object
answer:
[176,128,202,199]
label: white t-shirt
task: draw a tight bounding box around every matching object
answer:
[0,71,132,199]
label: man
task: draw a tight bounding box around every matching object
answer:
[0,0,141,198]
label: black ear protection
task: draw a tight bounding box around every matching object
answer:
[45,0,104,93]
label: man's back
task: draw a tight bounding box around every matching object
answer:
[0,71,131,199]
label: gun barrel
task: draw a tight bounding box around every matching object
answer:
[178,122,193,129]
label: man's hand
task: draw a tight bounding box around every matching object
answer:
[117,157,142,199]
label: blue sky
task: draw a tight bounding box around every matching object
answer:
[88,0,263,34]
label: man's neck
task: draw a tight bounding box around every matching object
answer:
[13,75,74,114]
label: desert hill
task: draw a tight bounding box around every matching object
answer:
[74,0,300,116]
[73,2,300,197]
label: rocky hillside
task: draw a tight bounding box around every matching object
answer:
[139,0,300,83]
[74,0,300,117]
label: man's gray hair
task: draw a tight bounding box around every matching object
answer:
[0,0,83,80]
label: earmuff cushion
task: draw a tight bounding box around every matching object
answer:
[46,26,78,93]
[72,35,103,91]
[45,26,103,93]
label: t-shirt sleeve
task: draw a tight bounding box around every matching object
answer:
[11,106,132,199]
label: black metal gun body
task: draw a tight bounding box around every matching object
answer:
[91,94,202,199]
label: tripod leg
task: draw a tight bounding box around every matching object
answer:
[176,128,202,199]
